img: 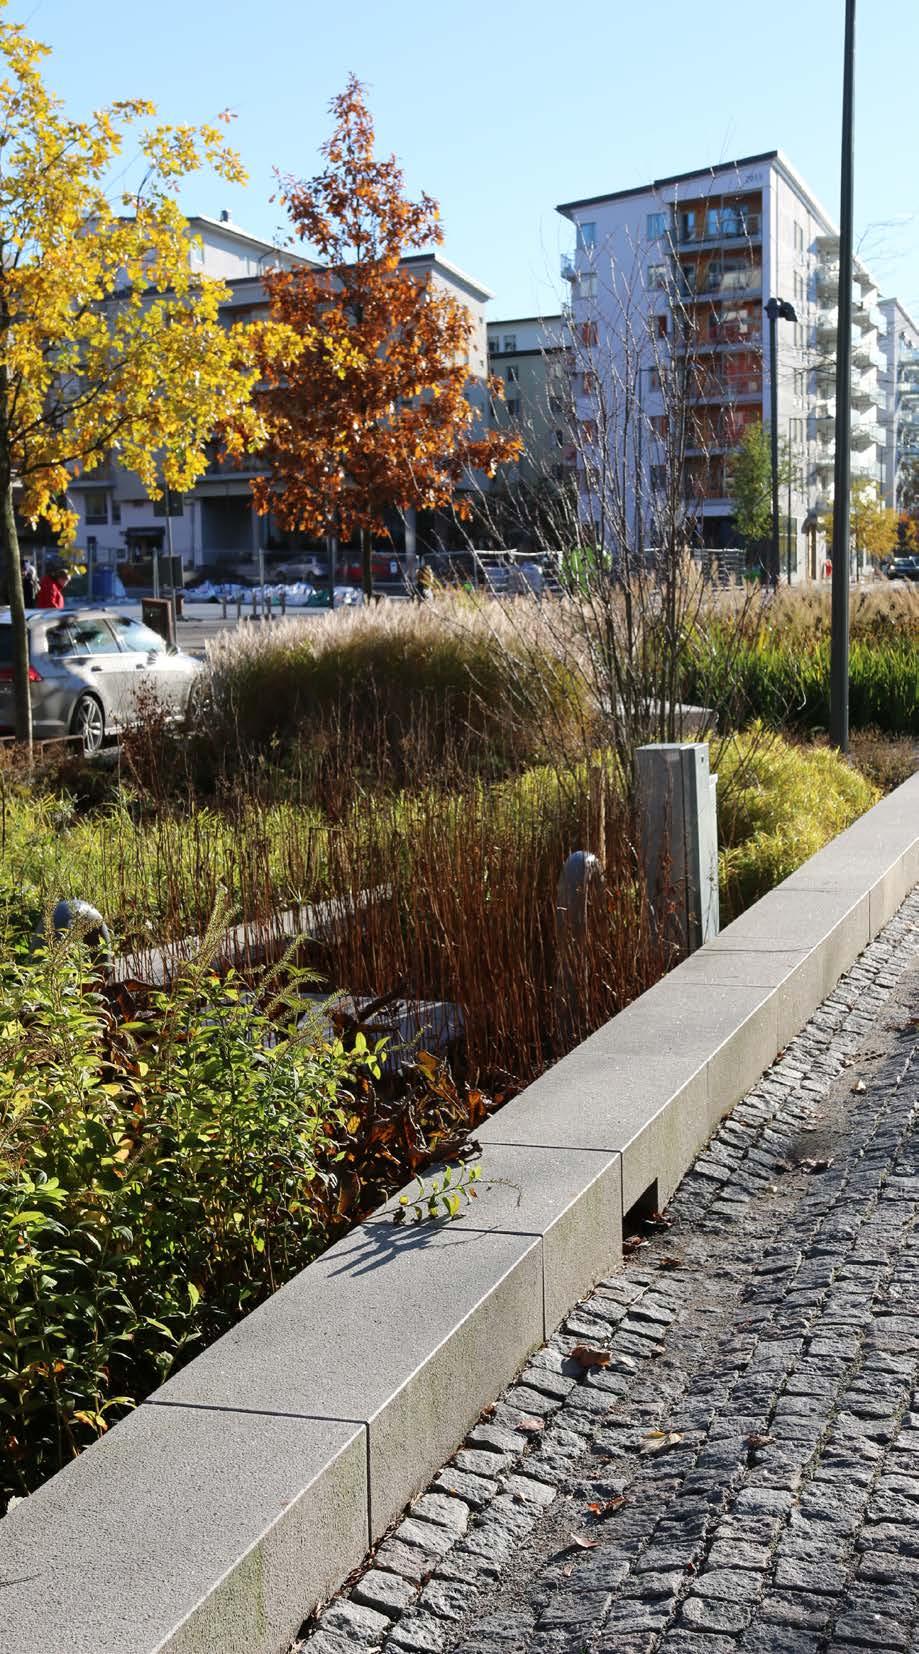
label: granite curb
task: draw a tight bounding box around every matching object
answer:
[2,771,918,1654]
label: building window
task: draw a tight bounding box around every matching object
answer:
[506,398,521,418]
[111,499,121,524]
[647,212,666,241]
[506,365,519,383]
[84,489,108,525]
[646,367,662,393]
[581,370,598,397]
[790,417,804,445]
[656,313,668,338]
[579,321,598,347]
[678,210,696,242]
[648,263,669,290]
[580,419,598,444]
[650,415,669,440]
[577,221,596,251]
[152,490,184,518]
[579,270,598,300]
[503,333,517,353]
[488,337,500,355]
[794,220,805,252]
[650,464,667,490]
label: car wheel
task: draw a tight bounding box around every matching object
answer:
[70,693,105,755]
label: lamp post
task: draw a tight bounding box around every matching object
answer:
[787,418,795,586]
[830,0,856,752]
[765,297,798,587]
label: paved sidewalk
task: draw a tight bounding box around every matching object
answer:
[300,889,919,1654]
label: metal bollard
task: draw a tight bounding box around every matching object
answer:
[635,743,719,955]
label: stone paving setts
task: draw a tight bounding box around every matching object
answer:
[295,887,919,1654]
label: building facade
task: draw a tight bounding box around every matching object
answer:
[879,298,919,510]
[557,151,890,574]
[69,216,495,571]
[485,315,573,483]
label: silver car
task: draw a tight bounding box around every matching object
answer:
[0,609,202,751]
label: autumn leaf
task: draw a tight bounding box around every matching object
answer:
[640,1430,683,1456]
[570,1345,611,1368]
[586,1496,626,1519]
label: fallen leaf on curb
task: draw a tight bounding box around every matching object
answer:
[852,1079,867,1094]
[569,1532,600,1549]
[516,1415,545,1434]
[746,1433,773,1449]
[622,1235,648,1255]
[800,1157,834,1174]
[587,1496,627,1519]
[640,1430,683,1456]
[571,1344,611,1368]
[644,1209,673,1229]
[657,1255,685,1271]
[562,1562,575,1578]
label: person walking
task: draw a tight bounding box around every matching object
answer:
[36,565,70,609]
[21,559,39,606]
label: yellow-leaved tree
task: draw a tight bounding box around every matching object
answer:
[821,479,899,569]
[0,9,268,744]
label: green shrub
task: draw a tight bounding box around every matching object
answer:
[0,921,372,1507]
[717,728,879,922]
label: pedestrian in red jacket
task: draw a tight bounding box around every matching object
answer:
[36,568,71,609]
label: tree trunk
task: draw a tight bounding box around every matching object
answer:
[360,526,373,601]
[0,477,31,748]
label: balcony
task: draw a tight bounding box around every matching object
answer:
[676,268,763,302]
[675,327,762,355]
[688,374,762,403]
[675,213,762,248]
[851,421,884,450]
[560,254,577,283]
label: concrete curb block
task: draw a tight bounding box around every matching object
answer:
[3,771,919,1654]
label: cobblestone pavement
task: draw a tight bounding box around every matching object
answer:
[298,889,919,1654]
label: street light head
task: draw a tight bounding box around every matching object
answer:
[779,300,798,323]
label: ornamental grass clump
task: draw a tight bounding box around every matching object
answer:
[191,598,593,803]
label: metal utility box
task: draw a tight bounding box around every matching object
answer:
[635,742,719,954]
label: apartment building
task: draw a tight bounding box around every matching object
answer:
[486,315,574,484]
[557,150,890,573]
[69,215,494,570]
[879,298,919,509]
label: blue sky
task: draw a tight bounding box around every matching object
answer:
[25,0,919,323]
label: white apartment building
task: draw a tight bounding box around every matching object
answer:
[879,298,919,509]
[69,215,494,571]
[557,150,890,575]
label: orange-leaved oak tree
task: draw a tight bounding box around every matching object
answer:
[0,8,274,746]
[246,75,522,597]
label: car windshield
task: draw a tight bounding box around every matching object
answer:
[106,616,167,654]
